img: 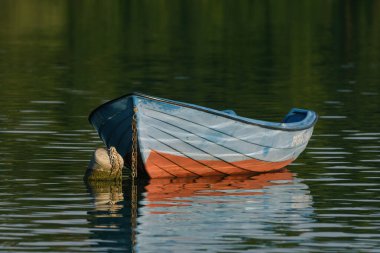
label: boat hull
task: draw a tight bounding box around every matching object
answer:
[89,93,317,178]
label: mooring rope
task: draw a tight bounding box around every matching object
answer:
[108,146,123,175]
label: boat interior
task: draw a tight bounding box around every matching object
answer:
[282,109,309,123]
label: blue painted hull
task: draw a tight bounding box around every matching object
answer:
[89,93,318,178]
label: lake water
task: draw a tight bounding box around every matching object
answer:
[1,1,380,252]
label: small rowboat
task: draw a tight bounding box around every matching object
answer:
[89,93,317,178]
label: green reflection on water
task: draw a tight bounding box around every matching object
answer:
[1,0,380,252]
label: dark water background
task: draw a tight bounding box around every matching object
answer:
[1,1,380,252]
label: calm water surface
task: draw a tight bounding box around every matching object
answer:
[1,1,380,252]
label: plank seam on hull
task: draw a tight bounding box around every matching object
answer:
[147,155,178,177]
[144,123,253,173]
[142,113,294,163]
[146,150,294,177]
[148,149,200,177]
[144,116,252,160]
[144,107,306,150]
[145,133,227,176]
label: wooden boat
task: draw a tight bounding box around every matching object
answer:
[89,92,318,178]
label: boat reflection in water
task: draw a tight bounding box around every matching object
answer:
[85,180,136,252]
[138,169,314,252]
[86,169,314,252]
[144,169,295,209]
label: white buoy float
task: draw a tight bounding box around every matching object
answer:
[84,147,124,181]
